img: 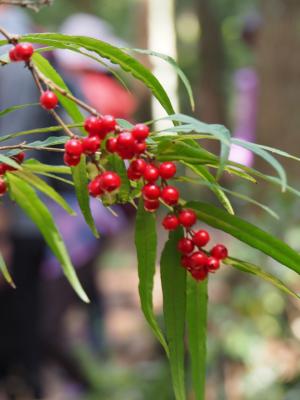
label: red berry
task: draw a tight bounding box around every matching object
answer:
[177,238,194,254]
[190,251,208,269]
[127,167,141,180]
[84,116,103,136]
[181,255,192,270]
[65,139,83,157]
[101,115,116,134]
[98,171,121,192]
[159,162,176,180]
[131,124,150,140]
[161,185,179,205]
[82,136,101,154]
[206,256,220,272]
[13,152,25,164]
[0,164,8,175]
[162,214,179,230]
[191,267,208,281]
[9,47,20,62]
[88,178,103,197]
[211,244,228,260]
[178,209,197,228]
[193,230,210,248]
[143,164,159,182]
[117,131,135,151]
[144,199,160,212]
[134,140,147,154]
[106,137,118,153]
[130,159,147,175]
[14,43,34,61]
[63,153,81,166]
[142,183,161,200]
[40,91,58,110]
[0,178,7,195]
[117,148,135,160]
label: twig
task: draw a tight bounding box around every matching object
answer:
[0,0,52,12]
[49,110,76,138]
[0,27,18,43]
[0,142,64,152]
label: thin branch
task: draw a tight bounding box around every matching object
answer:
[0,0,52,12]
[0,142,64,152]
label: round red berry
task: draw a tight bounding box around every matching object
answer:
[82,136,101,154]
[181,255,192,270]
[193,230,210,248]
[0,164,8,175]
[161,185,179,205]
[117,148,135,160]
[98,171,121,192]
[134,141,147,154]
[211,244,228,260]
[9,47,19,62]
[131,124,150,140]
[178,209,197,228]
[0,178,7,195]
[13,152,25,164]
[14,43,34,61]
[162,214,179,230]
[116,132,135,151]
[63,153,81,166]
[65,139,83,157]
[40,91,58,110]
[101,115,116,134]
[191,267,208,281]
[106,137,118,153]
[177,238,194,254]
[142,183,161,200]
[159,162,176,180]
[206,256,220,272]
[143,164,160,182]
[127,167,141,180]
[84,116,103,136]
[144,199,160,212]
[130,159,147,175]
[190,251,208,269]
[88,178,103,197]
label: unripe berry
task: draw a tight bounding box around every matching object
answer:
[177,238,194,254]
[161,185,179,205]
[191,267,208,281]
[193,230,210,248]
[63,153,81,166]
[84,116,103,136]
[142,183,161,200]
[159,161,177,180]
[117,131,135,151]
[144,199,160,212]
[106,137,118,153]
[162,214,179,230]
[0,178,7,195]
[143,164,159,182]
[101,115,116,134]
[40,91,58,110]
[134,140,147,154]
[178,209,197,228]
[65,139,83,157]
[14,43,34,61]
[211,244,228,260]
[131,124,150,140]
[82,136,101,154]
[130,159,147,175]
[88,178,103,197]
[98,171,121,192]
[206,256,220,272]
[190,251,208,269]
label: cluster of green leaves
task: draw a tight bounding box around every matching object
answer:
[1,33,300,399]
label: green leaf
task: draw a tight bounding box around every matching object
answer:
[187,276,208,400]
[7,173,88,302]
[23,34,176,115]
[0,102,39,117]
[15,170,75,215]
[160,228,186,400]
[232,138,287,192]
[32,53,85,129]
[26,135,68,148]
[157,140,216,164]
[187,201,300,275]
[256,144,300,163]
[224,257,300,299]
[129,48,195,110]
[0,155,21,170]
[23,159,71,174]
[181,161,234,215]
[107,154,130,203]
[0,253,15,288]
[71,156,99,238]
[134,199,169,355]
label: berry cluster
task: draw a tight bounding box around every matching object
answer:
[0,152,25,195]
[9,42,34,63]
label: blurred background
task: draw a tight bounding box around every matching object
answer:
[1,0,300,399]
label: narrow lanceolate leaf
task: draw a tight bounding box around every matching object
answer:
[134,199,169,355]
[24,34,176,115]
[187,276,208,400]
[7,173,88,302]
[181,161,234,215]
[161,228,186,400]
[157,140,216,164]
[0,253,15,288]
[26,135,69,148]
[72,157,99,238]
[224,257,300,299]
[15,170,75,215]
[187,201,300,275]
[0,102,38,117]
[0,155,21,170]
[108,154,130,203]
[23,159,71,174]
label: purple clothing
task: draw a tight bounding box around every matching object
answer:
[229,68,258,166]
